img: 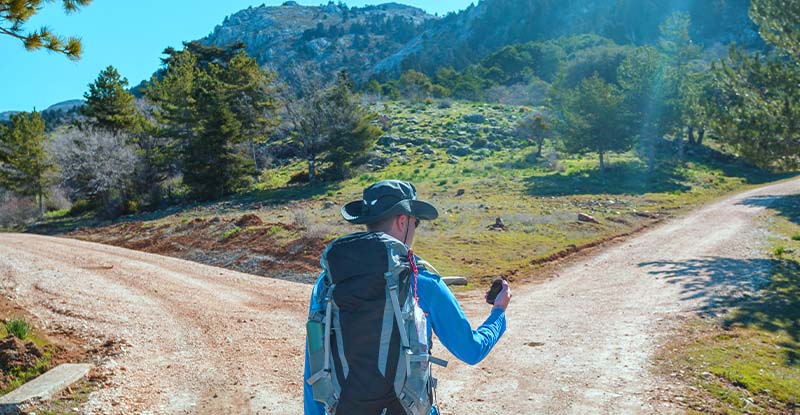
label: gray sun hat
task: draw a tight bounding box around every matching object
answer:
[341,180,438,225]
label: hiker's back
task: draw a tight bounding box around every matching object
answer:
[306,232,436,415]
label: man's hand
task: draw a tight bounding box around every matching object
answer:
[486,279,511,311]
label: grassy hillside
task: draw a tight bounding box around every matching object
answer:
[35,100,792,286]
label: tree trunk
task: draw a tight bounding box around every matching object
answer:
[536,137,544,157]
[697,128,705,145]
[687,126,695,145]
[676,125,685,162]
[250,141,259,172]
[307,157,316,184]
[647,137,656,174]
[599,151,605,173]
[37,187,44,218]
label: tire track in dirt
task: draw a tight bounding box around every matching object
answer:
[0,177,797,414]
[0,236,309,414]
[433,177,800,415]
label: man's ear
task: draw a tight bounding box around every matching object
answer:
[394,214,407,231]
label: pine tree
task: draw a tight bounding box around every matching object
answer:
[704,0,800,171]
[0,0,91,60]
[557,74,634,172]
[145,42,278,200]
[82,65,139,133]
[286,70,381,183]
[0,111,54,215]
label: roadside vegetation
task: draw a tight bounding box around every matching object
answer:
[655,195,800,414]
[0,316,56,395]
[49,100,789,282]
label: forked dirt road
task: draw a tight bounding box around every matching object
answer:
[1,177,798,414]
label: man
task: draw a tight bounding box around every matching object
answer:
[303,179,511,414]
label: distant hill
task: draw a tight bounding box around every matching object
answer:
[201,1,437,86]
[0,111,19,122]
[198,0,759,84]
[373,0,761,77]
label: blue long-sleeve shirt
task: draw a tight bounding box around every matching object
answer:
[303,261,507,414]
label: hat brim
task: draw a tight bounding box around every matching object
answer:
[341,199,438,224]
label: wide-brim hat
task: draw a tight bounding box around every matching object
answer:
[341,180,438,225]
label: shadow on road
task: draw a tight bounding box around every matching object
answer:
[738,193,800,226]
[639,256,800,364]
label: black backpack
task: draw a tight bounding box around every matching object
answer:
[306,232,447,415]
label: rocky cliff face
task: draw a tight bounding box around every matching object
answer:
[201,2,436,86]
[200,1,759,85]
[373,0,761,77]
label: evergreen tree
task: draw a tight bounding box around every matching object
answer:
[617,46,678,172]
[658,12,702,161]
[146,42,279,200]
[325,72,382,179]
[82,65,139,133]
[556,74,634,172]
[0,111,54,215]
[285,70,381,183]
[704,0,800,171]
[0,0,90,60]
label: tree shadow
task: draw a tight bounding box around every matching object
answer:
[738,194,800,226]
[685,144,796,185]
[639,256,800,365]
[524,144,792,197]
[525,159,691,196]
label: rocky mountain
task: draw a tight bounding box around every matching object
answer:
[199,0,759,84]
[1,100,84,128]
[374,0,761,77]
[201,1,436,86]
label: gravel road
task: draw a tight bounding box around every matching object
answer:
[0,177,797,414]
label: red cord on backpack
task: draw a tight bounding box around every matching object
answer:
[408,249,419,304]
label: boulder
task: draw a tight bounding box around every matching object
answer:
[463,113,487,124]
[578,213,600,224]
[447,145,471,157]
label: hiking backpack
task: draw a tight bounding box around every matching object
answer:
[306,232,448,415]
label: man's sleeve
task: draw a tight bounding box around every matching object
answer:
[418,271,506,365]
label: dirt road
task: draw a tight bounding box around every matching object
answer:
[0,177,797,414]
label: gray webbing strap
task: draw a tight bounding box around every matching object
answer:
[377,292,395,376]
[387,281,410,349]
[332,305,349,379]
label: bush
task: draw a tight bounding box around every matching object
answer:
[0,193,37,228]
[4,318,31,340]
[288,170,311,184]
[223,226,242,239]
[68,199,94,216]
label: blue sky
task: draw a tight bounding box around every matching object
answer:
[1,1,474,112]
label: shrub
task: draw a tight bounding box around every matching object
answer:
[223,226,242,239]
[68,199,94,216]
[5,318,31,340]
[0,193,37,228]
[773,245,786,256]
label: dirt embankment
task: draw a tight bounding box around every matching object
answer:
[67,214,328,284]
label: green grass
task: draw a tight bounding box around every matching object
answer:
[0,318,57,396]
[4,318,31,340]
[28,99,795,283]
[0,350,54,395]
[222,226,242,240]
[658,193,800,414]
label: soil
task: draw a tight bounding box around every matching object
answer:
[66,215,328,284]
[0,177,796,414]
